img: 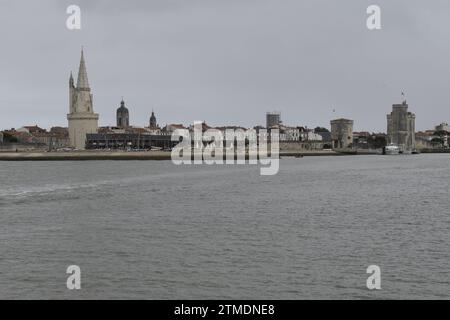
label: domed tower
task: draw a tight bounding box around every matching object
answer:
[116,99,130,128]
[149,111,157,129]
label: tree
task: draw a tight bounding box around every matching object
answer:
[314,127,330,133]
[431,137,444,145]
[2,132,18,143]
[434,130,449,137]
[369,135,387,149]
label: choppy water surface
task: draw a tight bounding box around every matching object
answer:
[0,155,449,299]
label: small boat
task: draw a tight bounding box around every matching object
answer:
[383,143,400,155]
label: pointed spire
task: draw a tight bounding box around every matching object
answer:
[77,48,90,89]
[69,71,74,86]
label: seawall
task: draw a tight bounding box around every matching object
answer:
[0,149,378,161]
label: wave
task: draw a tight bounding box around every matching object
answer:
[0,174,161,203]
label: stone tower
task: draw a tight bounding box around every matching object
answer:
[116,99,130,128]
[387,101,416,152]
[330,118,354,149]
[67,49,99,149]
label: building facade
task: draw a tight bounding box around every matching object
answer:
[387,101,416,152]
[67,50,99,149]
[330,118,354,149]
[86,133,175,150]
[278,126,323,142]
[30,127,70,149]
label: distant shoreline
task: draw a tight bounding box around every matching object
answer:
[0,149,449,161]
[0,151,173,161]
[0,150,341,161]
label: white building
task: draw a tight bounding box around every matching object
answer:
[302,131,323,141]
[279,126,323,142]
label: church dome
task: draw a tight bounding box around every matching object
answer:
[117,100,129,114]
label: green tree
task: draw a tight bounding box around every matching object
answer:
[314,127,330,133]
[434,130,449,137]
[2,132,18,143]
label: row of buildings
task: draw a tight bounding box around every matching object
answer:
[1,49,449,152]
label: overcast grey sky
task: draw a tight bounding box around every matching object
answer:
[0,0,449,132]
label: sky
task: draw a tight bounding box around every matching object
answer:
[0,0,449,132]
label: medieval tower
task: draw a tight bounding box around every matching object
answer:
[67,49,99,149]
[387,101,416,152]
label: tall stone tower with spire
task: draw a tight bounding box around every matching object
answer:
[67,49,99,149]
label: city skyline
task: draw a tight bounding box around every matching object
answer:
[1,0,450,132]
[2,2,450,303]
